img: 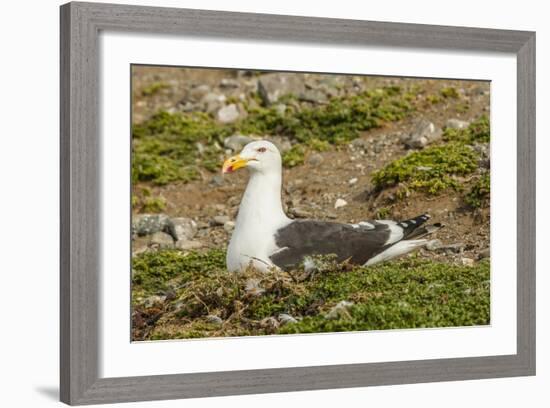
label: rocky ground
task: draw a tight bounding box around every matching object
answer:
[130,66,491,340]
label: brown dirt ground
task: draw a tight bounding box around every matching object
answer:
[132,67,490,264]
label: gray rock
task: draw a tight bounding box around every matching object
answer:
[443,243,466,253]
[143,295,166,308]
[258,73,306,105]
[165,217,197,241]
[478,248,490,260]
[201,92,226,113]
[219,78,240,88]
[402,119,442,149]
[473,143,490,159]
[278,313,298,325]
[179,101,201,112]
[325,301,354,320]
[426,240,465,254]
[479,158,491,169]
[150,231,174,249]
[224,134,255,151]
[205,315,223,325]
[289,207,311,218]
[461,257,475,267]
[269,136,292,153]
[446,118,470,130]
[223,220,236,232]
[299,89,328,104]
[307,153,324,166]
[426,239,443,251]
[175,240,203,251]
[334,198,348,209]
[212,215,230,226]
[216,103,241,124]
[438,243,465,254]
[132,214,169,237]
[187,84,211,102]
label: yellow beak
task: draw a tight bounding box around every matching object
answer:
[222,155,249,174]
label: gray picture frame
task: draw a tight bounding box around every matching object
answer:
[60,1,536,405]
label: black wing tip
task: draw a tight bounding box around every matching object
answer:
[398,214,431,229]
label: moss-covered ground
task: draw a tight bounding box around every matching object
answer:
[130,72,491,341]
[132,86,416,185]
[371,115,490,198]
[132,250,490,340]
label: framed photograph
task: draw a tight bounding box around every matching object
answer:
[60,2,535,405]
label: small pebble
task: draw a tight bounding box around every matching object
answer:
[150,231,175,249]
[143,295,166,308]
[205,315,223,325]
[334,198,348,209]
[461,257,475,267]
[446,118,470,129]
[175,240,203,250]
[223,220,236,232]
[326,301,354,320]
[212,215,230,226]
[478,248,490,259]
[278,313,298,325]
[426,239,443,251]
[307,153,324,166]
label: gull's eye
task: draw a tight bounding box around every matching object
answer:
[257,147,267,153]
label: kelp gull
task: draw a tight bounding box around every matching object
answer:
[222,140,441,273]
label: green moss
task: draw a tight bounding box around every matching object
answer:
[141,82,169,97]
[426,94,441,104]
[282,145,306,167]
[465,173,490,208]
[132,249,226,297]
[375,207,391,219]
[280,258,490,333]
[306,138,331,152]
[132,86,418,184]
[243,90,399,145]
[132,250,490,340]
[132,111,233,184]
[286,87,413,144]
[372,115,490,197]
[371,142,479,194]
[455,103,470,113]
[132,186,167,213]
[443,115,490,144]
[440,87,460,99]
[141,196,166,213]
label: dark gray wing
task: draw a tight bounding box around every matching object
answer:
[269,220,392,270]
[269,214,434,270]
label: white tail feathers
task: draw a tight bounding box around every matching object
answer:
[365,239,428,266]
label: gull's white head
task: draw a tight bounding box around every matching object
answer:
[222,140,282,175]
